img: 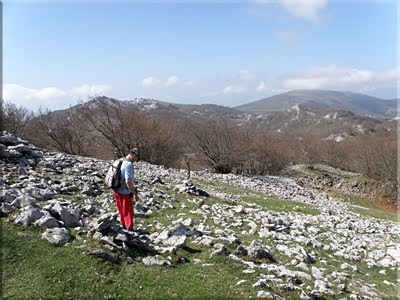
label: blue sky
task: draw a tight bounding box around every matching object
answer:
[3,0,398,110]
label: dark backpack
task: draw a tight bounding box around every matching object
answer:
[105,158,125,189]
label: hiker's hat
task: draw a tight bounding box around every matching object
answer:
[131,148,140,158]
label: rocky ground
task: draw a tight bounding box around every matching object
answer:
[1,133,399,299]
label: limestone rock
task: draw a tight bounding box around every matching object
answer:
[51,203,82,228]
[14,207,45,226]
[142,256,171,266]
[42,227,70,245]
[86,249,119,263]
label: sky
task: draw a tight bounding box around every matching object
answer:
[3,0,399,111]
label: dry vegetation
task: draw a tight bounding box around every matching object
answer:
[2,99,397,201]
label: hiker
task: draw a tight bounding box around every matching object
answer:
[113,148,141,231]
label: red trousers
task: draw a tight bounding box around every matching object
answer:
[113,191,134,229]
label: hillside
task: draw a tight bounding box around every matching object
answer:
[71,96,248,123]
[235,90,397,118]
[1,133,399,299]
[242,104,396,137]
[59,96,394,141]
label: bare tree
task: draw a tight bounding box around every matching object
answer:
[78,97,183,166]
[77,97,128,156]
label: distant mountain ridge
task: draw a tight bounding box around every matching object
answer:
[61,93,396,142]
[235,90,397,118]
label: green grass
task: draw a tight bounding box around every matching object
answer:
[242,195,320,216]
[193,178,247,197]
[193,178,320,216]
[2,219,314,299]
[343,195,398,222]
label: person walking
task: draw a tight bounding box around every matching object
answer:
[113,148,140,231]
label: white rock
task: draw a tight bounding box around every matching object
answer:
[236,280,247,285]
[42,227,70,245]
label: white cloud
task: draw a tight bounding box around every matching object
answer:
[223,85,245,94]
[183,80,196,86]
[254,0,327,23]
[280,0,326,22]
[139,76,161,88]
[139,75,195,88]
[201,91,220,98]
[235,70,256,81]
[256,81,268,92]
[280,65,398,90]
[165,75,180,87]
[3,83,111,110]
[70,84,110,96]
[3,84,66,100]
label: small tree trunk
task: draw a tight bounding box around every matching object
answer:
[186,161,191,179]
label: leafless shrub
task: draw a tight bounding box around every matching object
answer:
[251,134,294,175]
[123,111,183,166]
[1,101,34,138]
[27,108,91,156]
[186,119,250,173]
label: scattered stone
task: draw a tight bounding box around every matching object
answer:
[211,243,229,256]
[35,215,60,228]
[50,203,82,228]
[14,207,45,226]
[0,203,16,214]
[41,227,70,245]
[142,256,171,266]
[257,291,273,298]
[236,280,247,286]
[86,249,119,264]
[247,240,274,261]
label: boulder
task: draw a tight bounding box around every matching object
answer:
[0,135,21,146]
[41,227,70,245]
[0,203,16,214]
[247,240,274,261]
[211,243,229,256]
[164,235,187,248]
[9,149,22,157]
[35,215,60,228]
[142,256,171,266]
[11,195,36,208]
[8,144,31,153]
[86,249,119,263]
[0,188,19,203]
[14,207,45,226]
[311,266,324,280]
[51,203,82,228]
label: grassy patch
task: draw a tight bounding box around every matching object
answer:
[193,178,249,197]
[2,220,302,299]
[242,195,320,216]
[343,195,398,222]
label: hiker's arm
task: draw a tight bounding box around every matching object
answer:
[124,163,139,202]
[126,178,139,202]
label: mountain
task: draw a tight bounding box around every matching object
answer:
[235,90,398,118]
[71,96,247,123]
[59,95,394,141]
